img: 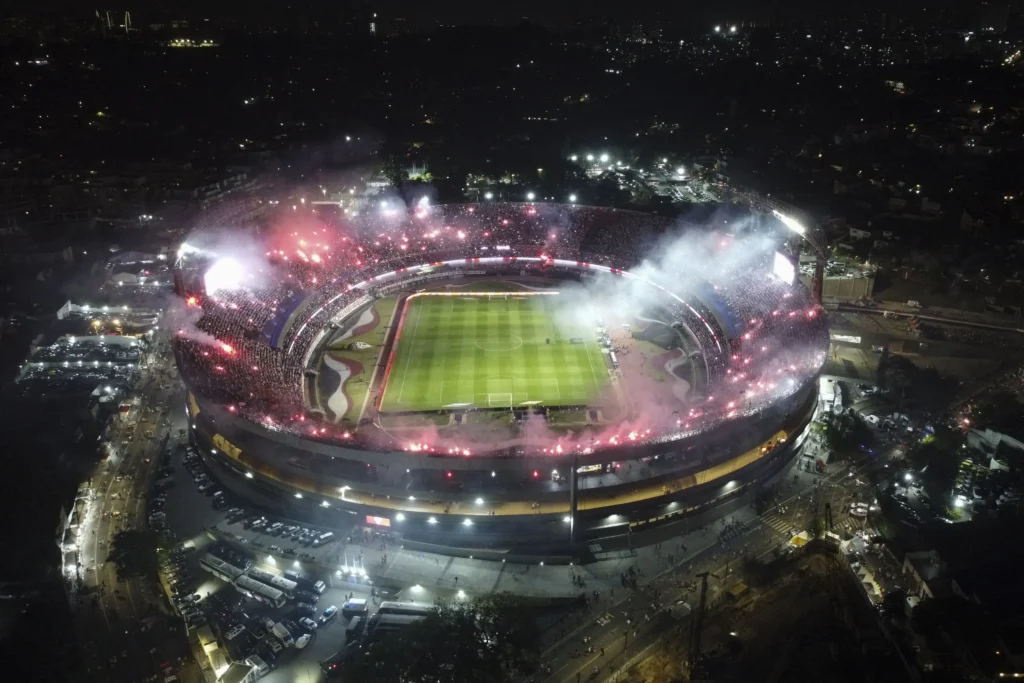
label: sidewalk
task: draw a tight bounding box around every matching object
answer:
[329,461,828,603]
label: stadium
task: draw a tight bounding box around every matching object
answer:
[174,201,829,555]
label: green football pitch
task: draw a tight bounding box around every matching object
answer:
[378,293,610,412]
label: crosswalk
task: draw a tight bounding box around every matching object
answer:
[760,513,796,536]
[758,512,862,538]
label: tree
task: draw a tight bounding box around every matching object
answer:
[344,593,540,682]
[881,589,908,622]
[380,156,408,189]
[107,529,164,580]
[907,425,964,503]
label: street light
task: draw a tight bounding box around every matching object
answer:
[484,191,493,200]
[599,153,609,163]
[586,154,594,162]
[568,194,577,203]
[526,192,536,201]
[772,209,807,236]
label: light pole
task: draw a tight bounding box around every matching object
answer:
[771,208,828,302]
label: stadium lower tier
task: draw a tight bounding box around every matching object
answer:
[185,380,817,555]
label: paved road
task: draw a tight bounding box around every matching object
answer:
[533,454,886,683]
[70,339,203,683]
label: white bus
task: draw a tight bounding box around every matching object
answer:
[247,566,297,595]
[234,575,286,608]
[199,554,245,583]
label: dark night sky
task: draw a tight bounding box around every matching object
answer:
[3,0,998,28]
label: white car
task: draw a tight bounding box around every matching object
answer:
[295,633,312,649]
[849,503,869,518]
[299,617,318,632]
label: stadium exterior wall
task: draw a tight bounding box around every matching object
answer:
[185,380,817,554]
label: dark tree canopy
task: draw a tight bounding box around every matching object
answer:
[107,529,164,581]
[344,592,541,683]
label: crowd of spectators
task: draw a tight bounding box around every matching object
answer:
[174,202,828,450]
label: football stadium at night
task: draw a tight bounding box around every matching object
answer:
[174,201,828,554]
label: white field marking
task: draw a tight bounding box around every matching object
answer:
[393,300,425,405]
[488,392,513,408]
[583,338,603,394]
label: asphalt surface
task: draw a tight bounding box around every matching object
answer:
[70,338,203,683]
[533,454,886,683]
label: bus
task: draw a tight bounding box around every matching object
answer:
[249,566,298,595]
[267,574,297,594]
[362,613,426,646]
[375,601,434,617]
[283,570,325,594]
[199,554,245,583]
[234,575,286,608]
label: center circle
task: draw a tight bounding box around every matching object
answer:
[475,335,523,352]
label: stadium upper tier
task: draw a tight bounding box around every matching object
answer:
[174,202,829,456]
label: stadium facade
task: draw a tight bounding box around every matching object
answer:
[176,203,827,556]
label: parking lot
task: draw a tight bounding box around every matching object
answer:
[155,440,381,681]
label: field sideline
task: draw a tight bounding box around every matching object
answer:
[378,292,610,412]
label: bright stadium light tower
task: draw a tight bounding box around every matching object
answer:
[771,208,828,301]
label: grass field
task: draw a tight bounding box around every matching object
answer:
[378,293,610,412]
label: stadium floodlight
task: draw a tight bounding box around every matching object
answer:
[569,194,577,203]
[599,153,610,163]
[714,25,721,32]
[527,192,536,201]
[204,257,245,295]
[484,191,494,200]
[772,209,806,236]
